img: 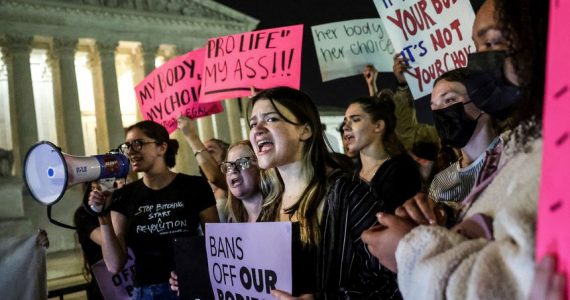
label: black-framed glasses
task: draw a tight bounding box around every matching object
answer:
[118,139,160,154]
[220,157,257,174]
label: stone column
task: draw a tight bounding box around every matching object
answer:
[241,96,252,138]
[169,45,199,176]
[97,40,124,149]
[87,49,109,153]
[0,48,14,151]
[3,35,38,175]
[52,38,85,155]
[198,116,215,141]
[225,98,243,143]
[46,49,66,150]
[133,43,158,123]
[141,43,158,76]
[214,100,231,143]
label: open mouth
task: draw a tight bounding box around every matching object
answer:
[344,134,354,144]
[230,176,242,187]
[256,139,273,154]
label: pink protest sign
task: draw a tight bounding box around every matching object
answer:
[199,25,303,103]
[536,0,570,291]
[373,0,475,99]
[91,248,136,299]
[135,48,223,133]
[205,222,292,299]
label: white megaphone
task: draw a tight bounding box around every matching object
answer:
[23,141,130,208]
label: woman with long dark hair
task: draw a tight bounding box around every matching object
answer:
[89,120,219,299]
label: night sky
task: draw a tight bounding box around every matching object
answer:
[214,0,484,122]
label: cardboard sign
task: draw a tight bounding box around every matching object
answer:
[199,25,303,103]
[312,18,395,82]
[0,235,46,300]
[135,48,223,133]
[536,0,570,292]
[205,222,292,299]
[374,0,476,99]
[91,248,136,299]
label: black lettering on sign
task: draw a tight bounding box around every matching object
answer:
[212,263,238,285]
[554,85,568,99]
[239,267,277,294]
[313,28,338,42]
[207,30,284,59]
[209,236,244,259]
[550,200,563,212]
[555,132,569,147]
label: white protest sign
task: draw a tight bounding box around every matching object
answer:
[206,222,292,299]
[311,18,395,81]
[374,0,476,99]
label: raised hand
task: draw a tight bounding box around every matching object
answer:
[392,53,409,85]
[177,115,198,138]
[363,64,379,96]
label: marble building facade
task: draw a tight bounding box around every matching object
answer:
[0,0,258,285]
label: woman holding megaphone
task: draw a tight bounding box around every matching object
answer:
[89,120,219,300]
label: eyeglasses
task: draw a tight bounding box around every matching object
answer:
[118,139,160,154]
[220,157,257,174]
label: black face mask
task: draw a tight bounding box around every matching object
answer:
[433,102,480,148]
[463,51,523,120]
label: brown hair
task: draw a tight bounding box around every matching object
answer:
[126,120,179,168]
[250,87,349,246]
[348,91,406,156]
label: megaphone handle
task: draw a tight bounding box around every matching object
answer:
[82,187,112,217]
[90,204,103,213]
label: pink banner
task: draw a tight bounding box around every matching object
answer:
[536,0,570,292]
[91,249,136,299]
[199,25,304,103]
[135,48,223,133]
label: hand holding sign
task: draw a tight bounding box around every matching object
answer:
[176,116,197,138]
[392,53,409,85]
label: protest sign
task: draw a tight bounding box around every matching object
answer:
[312,18,395,82]
[205,222,292,300]
[91,248,136,299]
[374,0,475,99]
[135,48,223,133]
[0,235,46,300]
[536,0,570,292]
[199,25,303,103]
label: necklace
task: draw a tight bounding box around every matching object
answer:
[360,155,391,181]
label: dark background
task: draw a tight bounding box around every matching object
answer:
[215,0,484,123]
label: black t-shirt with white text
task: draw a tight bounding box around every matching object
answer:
[112,173,216,286]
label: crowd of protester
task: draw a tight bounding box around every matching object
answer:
[77,0,560,299]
